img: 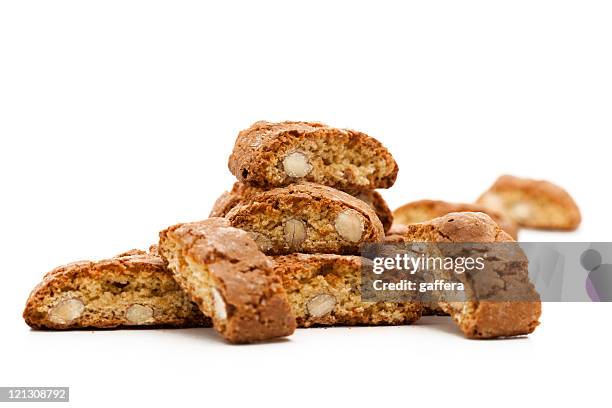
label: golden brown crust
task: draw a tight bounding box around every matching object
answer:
[387,212,515,243]
[393,199,518,239]
[228,121,398,191]
[225,182,385,255]
[210,182,393,233]
[274,253,422,327]
[209,191,236,219]
[354,190,393,233]
[457,301,541,339]
[476,175,581,230]
[23,250,209,330]
[158,218,296,344]
[209,183,263,219]
[384,212,541,339]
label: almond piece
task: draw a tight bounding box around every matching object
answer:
[49,298,85,325]
[212,287,227,321]
[306,294,336,318]
[284,218,306,248]
[335,209,364,242]
[282,151,312,178]
[126,304,154,324]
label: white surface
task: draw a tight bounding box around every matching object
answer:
[1,1,610,407]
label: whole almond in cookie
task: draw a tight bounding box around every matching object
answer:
[23,250,209,330]
[228,121,398,191]
[334,209,365,242]
[225,183,385,255]
[283,151,313,178]
[284,218,307,248]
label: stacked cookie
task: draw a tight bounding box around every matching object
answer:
[212,121,421,327]
[23,121,411,342]
[23,120,543,343]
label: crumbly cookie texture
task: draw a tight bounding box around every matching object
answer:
[225,182,385,255]
[393,199,518,239]
[476,175,581,230]
[158,218,296,344]
[210,182,393,233]
[228,121,398,191]
[386,212,541,339]
[23,249,209,330]
[274,253,422,327]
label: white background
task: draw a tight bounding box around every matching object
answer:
[1,1,610,407]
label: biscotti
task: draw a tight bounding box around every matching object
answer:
[393,199,518,239]
[23,250,209,330]
[228,121,399,191]
[274,253,422,327]
[386,212,541,339]
[211,181,394,233]
[158,217,296,343]
[225,182,385,255]
[476,175,581,230]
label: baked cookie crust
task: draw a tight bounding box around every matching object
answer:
[228,121,398,191]
[476,175,581,230]
[23,250,209,330]
[158,218,296,344]
[351,190,393,233]
[274,253,422,327]
[393,199,518,239]
[225,182,385,255]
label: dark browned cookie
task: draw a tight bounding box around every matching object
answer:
[476,175,581,230]
[386,212,541,339]
[393,199,518,239]
[23,250,209,330]
[228,121,398,191]
[158,218,296,344]
[274,253,422,327]
[225,183,385,255]
[210,182,393,233]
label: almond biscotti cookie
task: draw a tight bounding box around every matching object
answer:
[228,121,398,191]
[393,199,518,239]
[476,175,581,230]
[158,218,296,344]
[386,212,541,339]
[210,182,393,233]
[274,253,422,327]
[225,183,385,255]
[23,250,209,330]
